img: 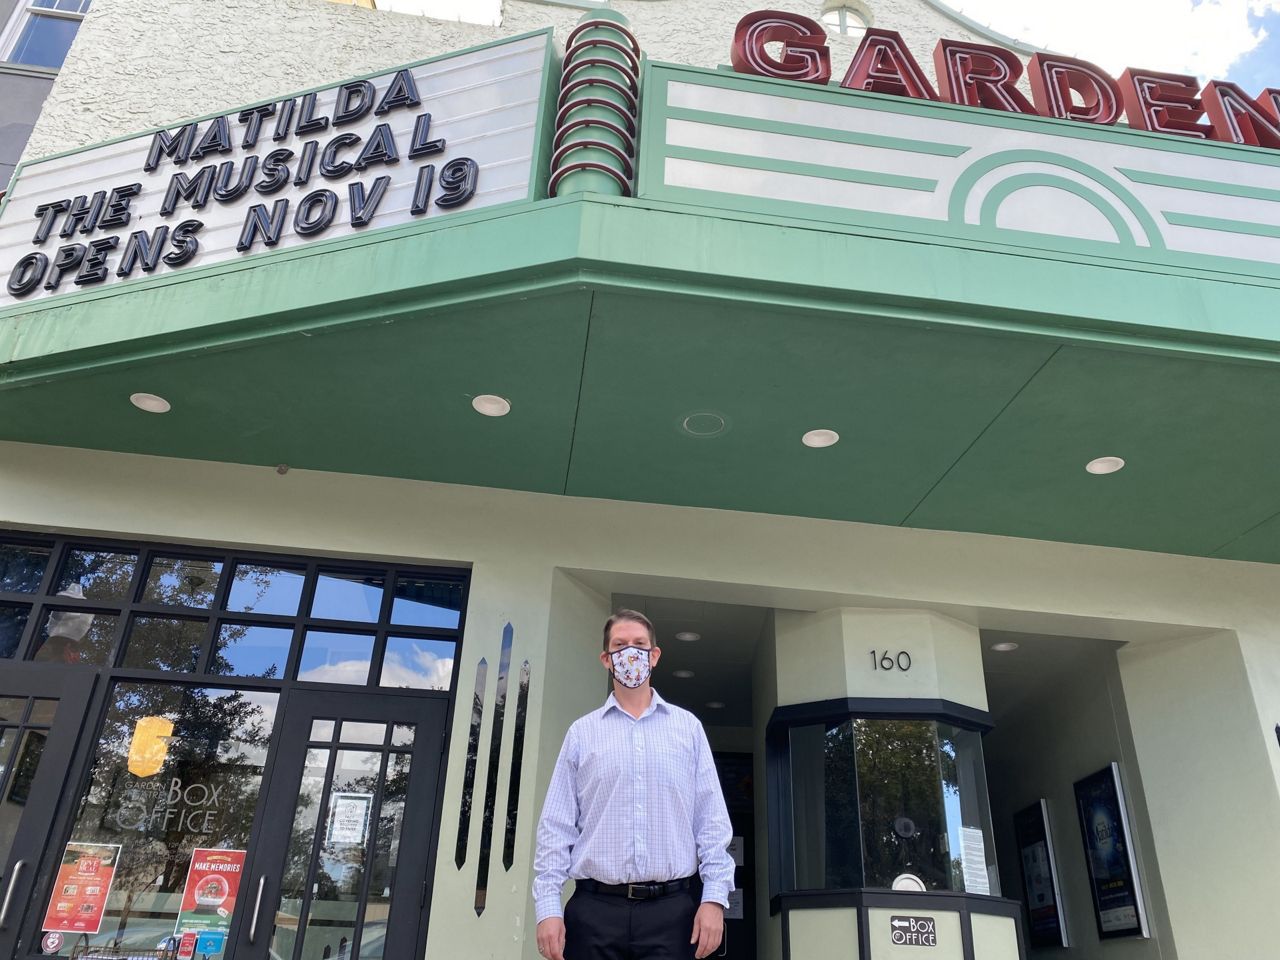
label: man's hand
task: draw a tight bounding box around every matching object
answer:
[690,901,725,959]
[536,917,566,960]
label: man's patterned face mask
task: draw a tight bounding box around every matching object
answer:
[609,645,652,688]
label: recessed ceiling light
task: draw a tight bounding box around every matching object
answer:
[990,641,1019,653]
[802,428,839,448]
[472,394,512,417]
[130,392,171,414]
[675,631,700,642]
[680,411,728,438]
[673,669,695,679]
[706,700,725,709]
[1085,456,1125,475]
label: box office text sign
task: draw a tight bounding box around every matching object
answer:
[0,33,549,306]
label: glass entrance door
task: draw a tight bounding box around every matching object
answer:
[232,690,448,960]
[0,666,94,960]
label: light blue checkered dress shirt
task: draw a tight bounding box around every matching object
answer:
[532,689,736,922]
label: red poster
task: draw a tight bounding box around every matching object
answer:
[174,848,246,939]
[41,842,121,935]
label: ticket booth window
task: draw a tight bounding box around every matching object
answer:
[776,709,999,898]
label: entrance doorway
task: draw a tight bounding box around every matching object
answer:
[611,594,768,960]
[231,689,448,960]
[0,532,467,960]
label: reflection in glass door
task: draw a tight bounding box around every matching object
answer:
[238,691,447,960]
[0,667,93,960]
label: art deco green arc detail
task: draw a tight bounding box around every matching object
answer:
[5,30,1280,563]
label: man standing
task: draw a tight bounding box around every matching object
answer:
[533,609,734,960]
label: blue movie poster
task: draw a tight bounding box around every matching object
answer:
[1073,764,1148,939]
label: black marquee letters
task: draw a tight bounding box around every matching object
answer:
[7,65,484,298]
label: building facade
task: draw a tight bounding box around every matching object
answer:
[1,2,1279,960]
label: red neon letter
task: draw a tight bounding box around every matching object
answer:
[840,28,938,100]
[934,40,1037,114]
[730,10,831,84]
[1202,81,1280,149]
[1119,68,1210,138]
[1028,53,1122,125]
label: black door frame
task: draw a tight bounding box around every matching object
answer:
[0,663,100,959]
[227,686,451,960]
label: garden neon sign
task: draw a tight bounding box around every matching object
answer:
[731,10,1280,149]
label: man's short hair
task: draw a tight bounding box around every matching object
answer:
[602,609,656,650]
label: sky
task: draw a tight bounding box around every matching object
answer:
[401,0,1279,90]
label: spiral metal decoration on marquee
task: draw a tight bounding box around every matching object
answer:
[549,9,641,198]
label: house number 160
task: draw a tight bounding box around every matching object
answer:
[870,650,912,672]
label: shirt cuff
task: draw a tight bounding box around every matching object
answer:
[535,896,565,923]
[699,881,731,909]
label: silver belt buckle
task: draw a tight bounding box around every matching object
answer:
[627,883,646,900]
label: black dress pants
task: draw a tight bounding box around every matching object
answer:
[563,887,699,960]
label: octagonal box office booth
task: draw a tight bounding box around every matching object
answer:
[763,609,1022,960]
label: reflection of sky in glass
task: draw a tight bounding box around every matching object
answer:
[391,578,461,629]
[380,637,456,690]
[311,572,384,623]
[213,624,292,678]
[227,565,304,616]
[297,631,375,684]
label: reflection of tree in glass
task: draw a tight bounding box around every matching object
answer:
[208,623,281,679]
[62,684,278,950]
[142,558,222,609]
[854,719,950,890]
[820,720,860,888]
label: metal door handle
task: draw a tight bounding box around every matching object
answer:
[718,921,728,958]
[0,860,27,930]
[248,875,267,944]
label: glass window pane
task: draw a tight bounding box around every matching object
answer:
[121,616,205,672]
[337,721,385,745]
[379,636,455,690]
[226,563,305,616]
[310,719,335,741]
[210,622,292,678]
[142,556,223,608]
[390,576,462,629]
[0,728,49,874]
[7,13,81,69]
[938,724,999,896]
[28,698,57,726]
[0,603,30,659]
[0,699,23,723]
[0,542,51,592]
[358,751,412,960]
[32,608,118,665]
[0,728,15,780]
[855,718,950,891]
[390,724,414,748]
[270,748,331,960]
[56,549,137,603]
[311,570,384,623]
[296,630,374,685]
[789,720,860,890]
[296,750,381,960]
[38,683,279,957]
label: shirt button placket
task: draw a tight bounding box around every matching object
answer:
[634,723,645,874]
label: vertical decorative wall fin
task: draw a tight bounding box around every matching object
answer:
[474,623,514,915]
[549,9,641,198]
[502,660,532,871]
[455,656,488,869]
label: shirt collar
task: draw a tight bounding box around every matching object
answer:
[601,687,668,720]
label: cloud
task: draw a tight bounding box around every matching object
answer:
[953,0,1280,82]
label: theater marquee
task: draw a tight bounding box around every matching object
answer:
[0,31,552,305]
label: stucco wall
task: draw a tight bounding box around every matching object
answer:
[22,0,1022,163]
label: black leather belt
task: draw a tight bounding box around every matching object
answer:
[577,877,695,900]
